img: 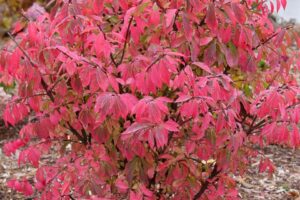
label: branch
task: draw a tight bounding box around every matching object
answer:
[252,25,293,50]
[98,25,118,67]
[7,32,37,67]
[193,164,220,200]
[55,47,106,73]
[199,15,206,26]
[69,195,75,200]
[153,0,165,11]
[117,16,134,66]
[246,116,257,135]
[146,54,165,72]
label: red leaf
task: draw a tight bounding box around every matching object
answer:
[281,0,287,9]
[71,74,83,94]
[140,184,153,197]
[93,0,104,14]
[259,158,275,175]
[61,181,70,195]
[231,3,246,24]
[115,177,129,191]
[291,124,300,148]
[163,120,179,132]
[165,9,177,28]
[185,140,196,154]
[270,2,274,13]
[130,190,143,200]
[94,34,111,59]
[276,0,281,12]
[199,37,213,46]
[206,3,217,30]
[95,92,137,122]
[64,60,77,76]
[175,95,192,103]
[3,139,25,156]
[7,179,33,196]
[121,122,151,140]
[193,62,212,73]
[182,13,193,41]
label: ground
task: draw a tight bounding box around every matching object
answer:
[237,146,300,200]
[0,88,300,199]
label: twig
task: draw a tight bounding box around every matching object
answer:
[246,116,257,135]
[55,47,105,72]
[193,164,220,200]
[252,25,293,50]
[117,16,134,66]
[153,0,165,11]
[146,54,165,72]
[46,0,56,9]
[98,25,118,67]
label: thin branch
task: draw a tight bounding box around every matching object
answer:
[69,195,75,200]
[246,116,257,135]
[252,25,293,50]
[117,16,134,66]
[47,75,66,92]
[199,15,206,26]
[153,0,165,11]
[179,117,193,126]
[146,54,165,72]
[45,0,56,9]
[55,47,105,73]
[7,32,37,67]
[193,164,220,200]
[98,25,118,67]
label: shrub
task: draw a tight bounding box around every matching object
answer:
[1,0,300,199]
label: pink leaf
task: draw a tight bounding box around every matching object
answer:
[163,120,179,132]
[182,13,193,41]
[130,190,143,200]
[175,95,192,103]
[140,184,153,197]
[7,179,33,196]
[93,0,104,14]
[3,139,25,156]
[193,62,212,73]
[199,37,213,46]
[64,60,77,76]
[276,0,281,12]
[231,3,246,24]
[165,9,177,28]
[71,75,83,94]
[61,181,70,195]
[206,3,217,30]
[115,178,129,191]
[281,0,287,9]
[121,122,151,139]
[291,124,300,148]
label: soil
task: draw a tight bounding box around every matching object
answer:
[237,146,300,200]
